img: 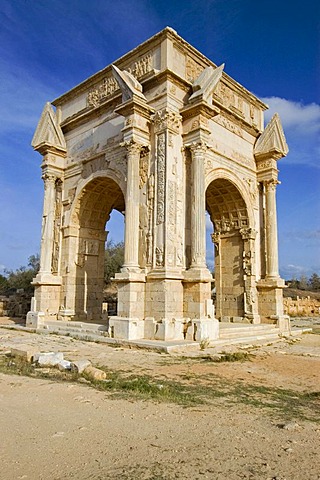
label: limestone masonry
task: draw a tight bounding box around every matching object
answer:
[27,27,290,341]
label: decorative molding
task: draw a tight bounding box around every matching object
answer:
[32,103,66,152]
[156,132,166,225]
[111,64,146,102]
[87,54,153,108]
[152,108,181,134]
[254,113,289,159]
[189,64,224,104]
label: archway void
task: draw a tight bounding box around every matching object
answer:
[206,179,249,321]
[74,177,125,321]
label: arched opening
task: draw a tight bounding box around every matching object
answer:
[74,176,125,322]
[103,209,125,316]
[206,178,249,322]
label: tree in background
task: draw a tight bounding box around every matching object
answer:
[104,241,124,285]
[0,254,40,295]
[309,273,320,291]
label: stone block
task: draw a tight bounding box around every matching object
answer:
[26,311,45,328]
[35,352,64,366]
[11,347,39,363]
[71,359,92,374]
[144,317,156,339]
[83,366,107,381]
[58,360,72,371]
[109,316,144,340]
[192,318,219,341]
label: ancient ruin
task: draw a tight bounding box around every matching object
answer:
[27,27,290,341]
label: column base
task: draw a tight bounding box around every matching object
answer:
[109,316,144,340]
[275,315,291,334]
[26,311,45,328]
[192,318,219,342]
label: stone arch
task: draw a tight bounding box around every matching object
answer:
[69,170,126,228]
[205,168,255,228]
[62,174,125,322]
[205,172,256,322]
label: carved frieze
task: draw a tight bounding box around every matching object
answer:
[139,148,149,189]
[87,54,153,108]
[214,115,243,138]
[152,108,182,134]
[185,57,203,82]
[51,179,62,273]
[156,132,166,225]
[155,246,164,267]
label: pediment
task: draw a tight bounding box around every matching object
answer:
[189,64,224,104]
[111,64,146,102]
[254,113,288,158]
[32,103,66,152]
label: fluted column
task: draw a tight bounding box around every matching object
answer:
[39,173,57,273]
[264,179,280,278]
[122,140,142,271]
[190,142,207,269]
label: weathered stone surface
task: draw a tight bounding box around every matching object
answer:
[83,366,107,381]
[71,359,92,374]
[11,347,39,363]
[34,352,64,366]
[28,27,288,342]
[57,360,72,371]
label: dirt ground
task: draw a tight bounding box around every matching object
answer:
[0,318,319,480]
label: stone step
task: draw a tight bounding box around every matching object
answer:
[219,324,278,339]
[43,320,108,333]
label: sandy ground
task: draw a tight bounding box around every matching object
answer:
[0,318,319,480]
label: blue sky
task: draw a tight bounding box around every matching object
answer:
[0,0,319,279]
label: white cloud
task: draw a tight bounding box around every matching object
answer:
[261,97,320,134]
[280,263,320,279]
[259,96,320,168]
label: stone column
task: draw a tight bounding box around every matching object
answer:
[189,142,207,269]
[122,140,142,271]
[39,173,57,274]
[264,180,280,279]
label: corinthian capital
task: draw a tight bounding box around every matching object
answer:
[264,179,280,192]
[120,140,147,156]
[42,173,57,186]
[188,141,208,156]
[151,108,181,134]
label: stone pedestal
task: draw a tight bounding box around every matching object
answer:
[109,316,145,340]
[257,277,286,321]
[114,271,146,319]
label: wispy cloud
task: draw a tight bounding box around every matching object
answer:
[260,96,320,168]
[280,263,320,279]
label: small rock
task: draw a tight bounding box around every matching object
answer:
[71,359,92,374]
[280,422,301,431]
[83,366,107,381]
[35,352,64,366]
[78,377,91,384]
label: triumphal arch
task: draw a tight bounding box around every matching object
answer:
[27,27,289,341]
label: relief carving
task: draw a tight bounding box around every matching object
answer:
[185,57,203,82]
[214,115,243,138]
[155,246,164,267]
[87,54,153,108]
[52,179,62,273]
[152,109,181,134]
[156,133,166,225]
[139,147,149,189]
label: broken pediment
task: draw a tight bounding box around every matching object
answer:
[254,113,289,159]
[32,102,66,152]
[111,64,146,103]
[189,64,224,104]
